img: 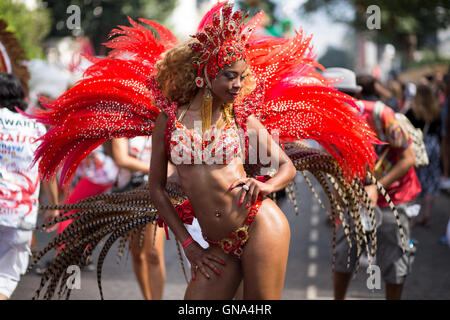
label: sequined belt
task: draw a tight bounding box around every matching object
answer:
[203,197,262,257]
[157,175,271,246]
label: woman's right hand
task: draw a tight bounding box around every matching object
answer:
[183,242,225,281]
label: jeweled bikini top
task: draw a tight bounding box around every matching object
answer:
[166,105,245,165]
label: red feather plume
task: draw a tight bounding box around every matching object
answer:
[238,29,377,182]
[26,18,178,187]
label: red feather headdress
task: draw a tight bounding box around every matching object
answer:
[25,1,376,187]
[189,2,253,86]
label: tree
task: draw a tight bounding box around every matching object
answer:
[237,0,276,19]
[44,0,176,55]
[0,0,52,59]
[301,0,450,67]
[319,46,355,69]
[237,0,294,37]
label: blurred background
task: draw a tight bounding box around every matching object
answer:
[1,0,449,300]
[1,0,449,85]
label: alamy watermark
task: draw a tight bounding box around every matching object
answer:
[66,265,81,290]
[366,264,381,290]
[366,5,381,30]
[66,5,81,30]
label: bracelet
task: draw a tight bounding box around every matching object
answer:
[181,236,195,248]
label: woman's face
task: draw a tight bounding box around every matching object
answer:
[210,60,248,104]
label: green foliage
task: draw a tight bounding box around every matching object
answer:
[44,0,176,54]
[408,50,450,69]
[237,0,276,23]
[237,0,293,37]
[0,0,52,59]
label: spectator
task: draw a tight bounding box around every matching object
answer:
[34,144,119,274]
[406,84,441,227]
[400,82,417,114]
[323,69,421,300]
[440,73,450,191]
[0,73,59,300]
[357,74,400,111]
[387,79,404,112]
[111,137,176,300]
[56,144,118,239]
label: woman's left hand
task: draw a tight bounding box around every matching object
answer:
[229,178,273,209]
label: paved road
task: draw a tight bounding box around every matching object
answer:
[11,173,450,300]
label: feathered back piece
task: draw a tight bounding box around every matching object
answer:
[27,18,178,188]
[243,30,378,182]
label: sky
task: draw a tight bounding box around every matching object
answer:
[271,0,350,58]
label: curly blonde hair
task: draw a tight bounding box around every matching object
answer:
[154,40,256,123]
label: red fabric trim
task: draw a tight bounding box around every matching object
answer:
[157,199,195,240]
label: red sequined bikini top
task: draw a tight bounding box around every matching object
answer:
[167,115,245,165]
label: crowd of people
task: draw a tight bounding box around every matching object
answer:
[353,69,450,229]
[319,66,450,299]
[1,1,449,301]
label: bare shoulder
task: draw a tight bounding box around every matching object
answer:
[156,110,169,122]
[155,111,169,126]
[246,114,269,136]
[153,111,169,138]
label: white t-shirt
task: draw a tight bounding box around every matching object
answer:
[116,136,151,188]
[76,145,118,185]
[0,108,46,229]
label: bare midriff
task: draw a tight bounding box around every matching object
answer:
[174,156,252,242]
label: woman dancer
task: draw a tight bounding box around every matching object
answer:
[27,2,397,300]
[150,54,296,298]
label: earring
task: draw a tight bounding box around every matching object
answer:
[201,87,213,134]
[195,77,204,88]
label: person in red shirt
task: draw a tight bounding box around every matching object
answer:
[323,69,421,300]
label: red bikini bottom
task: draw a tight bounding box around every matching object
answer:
[203,197,262,257]
[157,175,271,257]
